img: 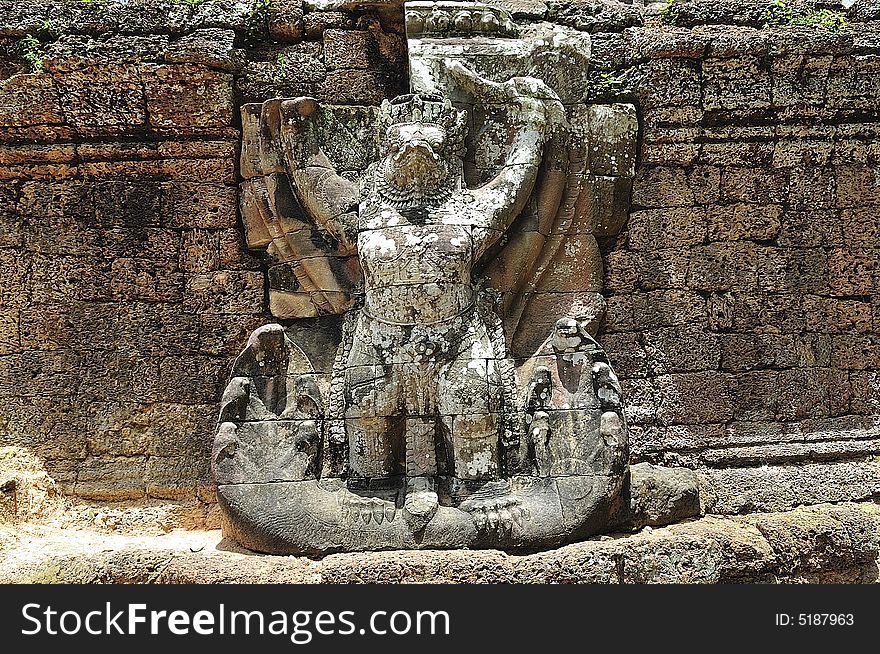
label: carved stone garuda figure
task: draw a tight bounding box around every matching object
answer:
[213,62,630,554]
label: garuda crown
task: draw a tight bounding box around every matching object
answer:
[378,93,468,156]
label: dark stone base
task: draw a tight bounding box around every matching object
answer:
[217,474,621,555]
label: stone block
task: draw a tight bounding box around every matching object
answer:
[706,203,781,242]
[747,505,879,576]
[840,205,880,248]
[55,64,146,132]
[625,462,702,529]
[837,164,880,208]
[727,370,779,421]
[777,209,842,247]
[727,292,806,334]
[631,289,708,330]
[775,368,833,421]
[158,157,234,184]
[827,54,880,110]
[0,249,28,310]
[702,56,770,110]
[633,167,694,208]
[601,331,648,378]
[687,242,757,292]
[321,69,401,105]
[788,166,837,210]
[772,139,834,168]
[268,0,304,42]
[219,229,263,271]
[579,103,638,177]
[620,378,658,425]
[620,533,722,584]
[603,250,638,293]
[303,11,354,38]
[579,175,632,238]
[831,335,880,370]
[146,455,210,500]
[804,296,873,335]
[720,167,789,204]
[632,248,690,291]
[720,333,831,372]
[183,271,265,315]
[110,258,184,302]
[165,28,237,70]
[93,180,164,228]
[850,371,880,416]
[0,309,18,355]
[180,229,221,273]
[156,355,229,404]
[323,28,404,72]
[268,289,351,319]
[827,248,876,296]
[196,313,266,358]
[0,73,64,127]
[630,58,701,110]
[627,207,706,250]
[643,327,721,374]
[771,54,832,108]
[640,140,700,167]
[73,456,147,501]
[274,43,327,88]
[602,294,635,333]
[312,104,379,173]
[76,352,159,405]
[655,371,733,426]
[667,516,775,582]
[98,227,179,264]
[756,246,829,294]
[698,141,774,167]
[704,461,880,514]
[163,182,237,229]
[143,64,233,129]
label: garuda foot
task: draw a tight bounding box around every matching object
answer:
[460,490,527,534]
[403,476,439,532]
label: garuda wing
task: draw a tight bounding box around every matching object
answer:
[476,102,637,359]
[239,100,376,318]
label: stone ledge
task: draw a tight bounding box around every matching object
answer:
[2,501,877,583]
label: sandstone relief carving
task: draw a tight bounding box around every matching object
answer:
[214,3,640,554]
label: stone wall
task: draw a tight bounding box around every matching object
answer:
[591,1,880,513]
[0,0,406,501]
[1,0,878,515]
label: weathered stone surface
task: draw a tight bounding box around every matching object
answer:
[746,504,879,576]
[625,462,701,528]
[165,29,237,70]
[702,462,880,514]
[547,0,643,33]
[5,502,878,584]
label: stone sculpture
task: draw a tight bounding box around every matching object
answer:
[214,3,636,554]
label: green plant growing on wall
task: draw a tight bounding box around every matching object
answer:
[18,34,44,73]
[274,52,287,84]
[599,72,624,92]
[657,0,679,26]
[765,0,848,32]
[765,0,795,26]
[248,0,273,36]
[800,8,848,31]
